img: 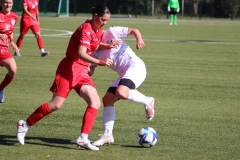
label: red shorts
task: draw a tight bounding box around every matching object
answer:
[50,57,95,98]
[0,49,13,63]
[20,18,40,34]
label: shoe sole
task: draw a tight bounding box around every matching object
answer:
[76,143,99,151]
[94,141,114,147]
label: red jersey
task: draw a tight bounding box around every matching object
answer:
[66,21,103,66]
[22,0,39,20]
[0,11,18,51]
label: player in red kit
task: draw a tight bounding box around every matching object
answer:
[0,0,18,103]
[14,0,49,57]
[17,4,113,151]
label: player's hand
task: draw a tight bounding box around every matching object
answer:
[10,42,19,51]
[109,39,122,48]
[136,38,145,50]
[177,8,180,12]
[101,58,113,67]
[168,7,170,12]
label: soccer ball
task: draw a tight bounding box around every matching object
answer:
[137,126,158,148]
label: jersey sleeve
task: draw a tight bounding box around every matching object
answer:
[23,0,27,6]
[110,26,128,38]
[79,29,91,50]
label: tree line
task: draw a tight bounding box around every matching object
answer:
[11,0,240,18]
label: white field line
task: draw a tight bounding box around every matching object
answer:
[127,38,240,46]
[14,27,240,46]
[14,28,73,37]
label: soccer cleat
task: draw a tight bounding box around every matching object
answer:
[0,89,4,103]
[174,23,177,25]
[92,134,114,147]
[169,23,173,25]
[17,120,29,145]
[76,137,99,151]
[41,51,49,57]
[145,97,155,121]
[14,50,21,56]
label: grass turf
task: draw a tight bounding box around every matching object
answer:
[0,17,240,160]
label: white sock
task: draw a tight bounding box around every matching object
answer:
[79,133,88,140]
[103,106,115,135]
[128,90,148,105]
[40,49,45,53]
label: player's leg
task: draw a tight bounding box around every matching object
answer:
[119,61,155,120]
[15,19,29,56]
[93,87,118,146]
[0,56,17,103]
[169,8,174,25]
[173,9,178,25]
[74,80,100,151]
[17,94,66,145]
[32,25,49,57]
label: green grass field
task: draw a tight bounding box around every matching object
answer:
[0,17,240,160]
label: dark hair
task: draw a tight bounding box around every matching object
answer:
[91,4,110,17]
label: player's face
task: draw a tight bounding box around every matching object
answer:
[94,13,111,29]
[1,0,13,13]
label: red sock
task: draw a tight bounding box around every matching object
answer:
[26,103,51,126]
[37,36,44,49]
[16,37,24,49]
[0,74,14,90]
[81,106,98,134]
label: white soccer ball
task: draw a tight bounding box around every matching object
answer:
[137,126,158,148]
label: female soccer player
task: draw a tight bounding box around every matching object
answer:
[168,0,180,25]
[17,4,113,151]
[14,0,49,57]
[89,26,155,146]
[0,0,18,103]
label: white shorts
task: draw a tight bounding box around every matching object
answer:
[110,59,146,89]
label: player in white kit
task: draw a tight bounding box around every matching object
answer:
[90,26,155,146]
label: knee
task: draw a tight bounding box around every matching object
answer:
[35,33,41,38]
[116,89,128,100]
[8,67,17,77]
[48,102,62,112]
[102,96,112,106]
[19,34,25,38]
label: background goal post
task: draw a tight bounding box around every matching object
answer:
[57,0,69,17]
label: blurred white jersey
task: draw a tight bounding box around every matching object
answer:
[92,26,143,77]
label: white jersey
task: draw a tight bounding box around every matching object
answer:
[92,26,142,76]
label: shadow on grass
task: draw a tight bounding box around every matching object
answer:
[0,134,77,149]
[122,145,143,148]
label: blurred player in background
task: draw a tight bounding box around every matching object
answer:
[89,26,155,146]
[14,0,49,57]
[0,0,18,103]
[168,0,180,25]
[17,4,113,151]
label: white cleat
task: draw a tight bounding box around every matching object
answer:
[14,50,21,56]
[145,97,155,121]
[76,137,99,151]
[92,134,114,147]
[169,23,173,25]
[17,120,29,145]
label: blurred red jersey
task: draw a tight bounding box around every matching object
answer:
[22,0,39,20]
[66,21,103,66]
[0,11,18,50]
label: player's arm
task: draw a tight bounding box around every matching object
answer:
[36,9,39,22]
[127,28,145,49]
[78,46,113,66]
[23,6,35,20]
[9,33,18,51]
[99,40,122,49]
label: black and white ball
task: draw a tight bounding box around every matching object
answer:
[137,126,158,148]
